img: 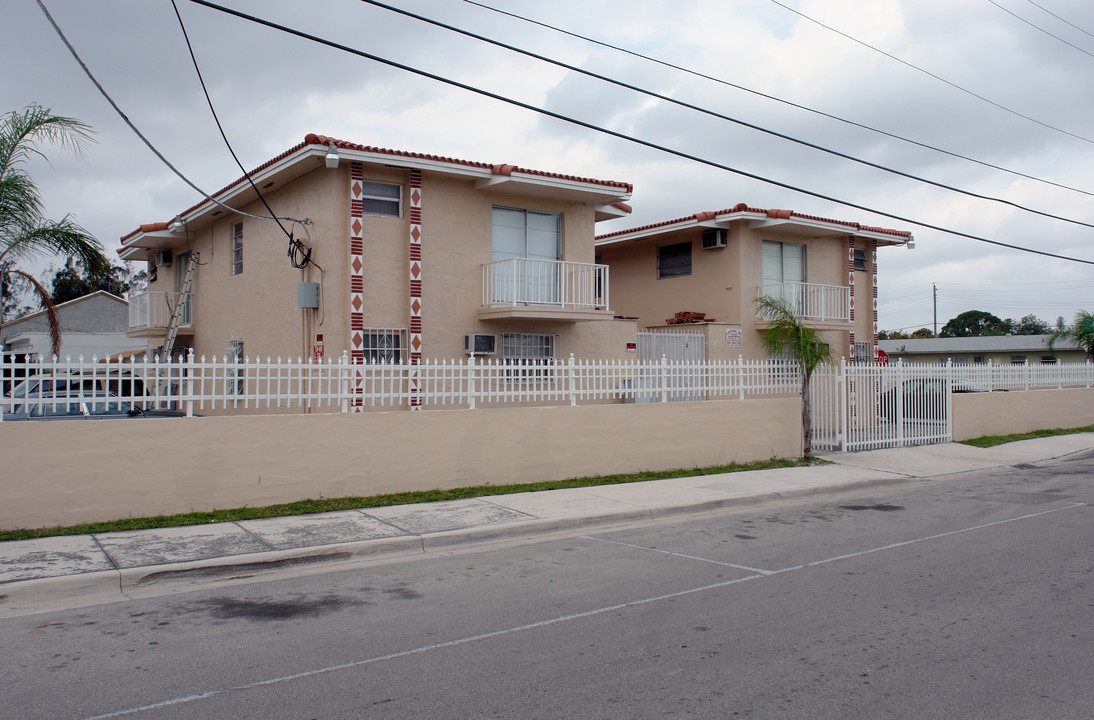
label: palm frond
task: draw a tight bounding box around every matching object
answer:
[7,269,62,358]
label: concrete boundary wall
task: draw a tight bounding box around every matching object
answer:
[1,398,800,529]
[952,388,1094,441]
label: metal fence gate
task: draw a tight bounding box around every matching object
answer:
[810,360,953,452]
[636,330,707,402]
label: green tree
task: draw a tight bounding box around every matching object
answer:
[756,295,834,458]
[0,104,108,356]
[1005,313,1051,335]
[1050,310,1094,360]
[49,258,141,305]
[910,328,935,339]
[939,310,1008,338]
[878,329,909,340]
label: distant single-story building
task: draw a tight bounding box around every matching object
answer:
[879,334,1088,365]
[0,290,147,361]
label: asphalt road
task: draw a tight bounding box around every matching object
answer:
[3,450,1092,719]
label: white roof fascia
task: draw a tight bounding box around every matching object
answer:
[475,170,631,201]
[595,219,698,246]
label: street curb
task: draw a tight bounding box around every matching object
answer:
[4,441,1088,616]
[0,568,124,617]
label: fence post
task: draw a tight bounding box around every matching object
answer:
[945,358,954,441]
[568,354,577,406]
[660,354,668,403]
[839,357,848,452]
[185,348,195,418]
[1025,361,1030,391]
[737,355,745,400]
[986,359,993,393]
[895,358,904,448]
[468,354,477,410]
[1087,358,1092,389]
[339,351,349,414]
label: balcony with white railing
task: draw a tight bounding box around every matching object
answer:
[480,258,612,321]
[756,282,851,325]
[128,291,193,336]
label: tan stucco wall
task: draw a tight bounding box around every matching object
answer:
[139,161,636,411]
[952,388,1094,441]
[0,398,799,529]
[599,223,872,361]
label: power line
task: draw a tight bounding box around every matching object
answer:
[1023,0,1094,40]
[33,0,310,229]
[359,0,1094,231]
[766,0,1094,146]
[183,0,1094,266]
[988,0,1094,60]
[169,0,319,271]
[462,0,1094,199]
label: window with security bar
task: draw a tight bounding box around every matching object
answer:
[501,333,558,383]
[225,339,244,395]
[361,328,406,363]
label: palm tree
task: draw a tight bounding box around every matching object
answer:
[756,295,835,458]
[1050,310,1094,360]
[0,104,109,357]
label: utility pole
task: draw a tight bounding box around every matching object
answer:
[933,283,938,337]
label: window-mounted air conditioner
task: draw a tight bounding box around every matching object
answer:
[155,250,173,267]
[464,334,497,355]
[701,228,727,249]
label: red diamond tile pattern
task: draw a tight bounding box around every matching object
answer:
[351,162,365,409]
[409,169,423,408]
[872,240,879,352]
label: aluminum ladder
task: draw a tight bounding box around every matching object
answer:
[160,252,197,361]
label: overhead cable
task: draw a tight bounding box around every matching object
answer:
[988,0,1094,60]
[1022,0,1094,40]
[34,0,310,229]
[766,0,1094,146]
[184,0,1094,266]
[170,0,320,270]
[462,0,1094,198]
[363,0,1094,231]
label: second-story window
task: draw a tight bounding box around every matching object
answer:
[762,240,805,286]
[362,181,401,217]
[853,248,867,272]
[231,222,243,275]
[657,242,691,278]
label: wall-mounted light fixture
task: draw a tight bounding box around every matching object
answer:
[325,143,339,169]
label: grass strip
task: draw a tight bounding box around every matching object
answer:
[0,456,823,542]
[959,425,1094,449]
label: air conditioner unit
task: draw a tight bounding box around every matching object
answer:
[155,250,173,267]
[464,334,497,355]
[701,229,727,249]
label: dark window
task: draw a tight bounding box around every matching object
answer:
[657,242,692,278]
[361,181,401,217]
[853,249,867,272]
[231,223,243,275]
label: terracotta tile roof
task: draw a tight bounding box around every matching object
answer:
[596,202,912,242]
[307,134,632,191]
[121,135,632,245]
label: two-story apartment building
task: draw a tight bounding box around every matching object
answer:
[119,134,639,373]
[595,204,914,363]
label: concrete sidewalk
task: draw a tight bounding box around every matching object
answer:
[2,435,1091,617]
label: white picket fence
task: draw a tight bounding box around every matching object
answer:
[0,351,802,419]
[809,358,1094,452]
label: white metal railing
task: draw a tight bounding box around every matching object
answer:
[2,353,1089,423]
[808,358,1094,452]
[483,258,609,311]
[756,282,850,322]
[129,291,192,330]
[1,351,802,419]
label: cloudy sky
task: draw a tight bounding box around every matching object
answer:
[4,0,1093,332]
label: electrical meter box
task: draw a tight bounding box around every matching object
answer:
[298,282,320,309]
